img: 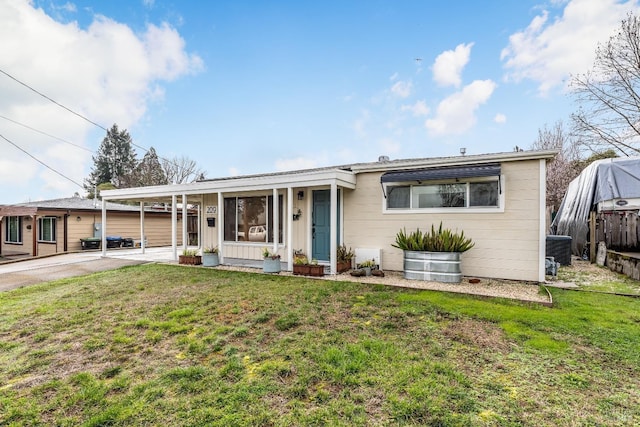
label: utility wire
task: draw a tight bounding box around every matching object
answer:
[0,133,84,189]
[0,68,107,132]
[0,66,193,173]
[0,114,93,153]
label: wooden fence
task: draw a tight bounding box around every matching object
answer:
[594,211,640,251]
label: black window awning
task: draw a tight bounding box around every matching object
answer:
[380,163,501,183]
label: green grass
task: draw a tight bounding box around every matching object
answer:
[0,264,639,426]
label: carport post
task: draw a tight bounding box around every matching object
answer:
[171,195,177,261]
[330,182,337,275]
[101,199,107,257]
[139,202,145,254]
[182,194,188,250]
[272,188,279,255]
[287,187,293,271]
[218,192,224,264]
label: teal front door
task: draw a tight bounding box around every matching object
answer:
[312,190,331,261]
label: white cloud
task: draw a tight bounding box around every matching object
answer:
[389,72,399,81]
[425,80,497,136]
[432,42,474,88]
[501,0,639,95]
[401,100,430,117]
[390,80,412,98]
[494,113,507,124]
[0,1,202,201]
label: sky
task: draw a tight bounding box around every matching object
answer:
[1,0,639,204]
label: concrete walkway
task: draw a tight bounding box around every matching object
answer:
[0,248,176,292]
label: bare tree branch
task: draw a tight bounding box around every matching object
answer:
[570,12,640,156]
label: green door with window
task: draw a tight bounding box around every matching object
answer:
[312,189,341,262]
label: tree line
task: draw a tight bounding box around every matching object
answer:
[84,124,206,198]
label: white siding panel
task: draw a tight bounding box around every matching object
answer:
[344,160,544,281]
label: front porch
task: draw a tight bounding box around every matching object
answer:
[100,168,357,275]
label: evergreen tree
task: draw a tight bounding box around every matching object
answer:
[85,124,138,195]
[136,147,168,187]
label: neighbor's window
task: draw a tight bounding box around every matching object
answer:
[5,216,22,243]
[386,179,499,210]
[224,195,283,243]
[38,217,56,242]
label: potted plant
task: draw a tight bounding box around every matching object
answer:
[293,256,324,277]
[262,248,281,273]
[392,222,474,283]
[179,248,202,265]
[357,259,376,276]
[293,256,310,275]
[202,246,219,267]
[336,244,354,273]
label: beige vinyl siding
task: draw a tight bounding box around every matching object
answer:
[201,193,219,250]
[343,160,544,281]
[67,213,102,251]
[104,212,182,247]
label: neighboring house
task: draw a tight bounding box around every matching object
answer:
[101,150,557,282]
[0,197,187,258]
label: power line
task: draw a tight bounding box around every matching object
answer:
[0,68,108,132]
[0,114,93,153]
[0,66,197,175]
[0,133,84,189]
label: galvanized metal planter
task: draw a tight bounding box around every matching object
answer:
[263,258,281,273]
[403,250,462,283]
[202,253,220,267]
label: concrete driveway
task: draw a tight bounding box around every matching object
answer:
[0,248,178,292]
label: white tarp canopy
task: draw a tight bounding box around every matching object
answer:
[551,156,640,255]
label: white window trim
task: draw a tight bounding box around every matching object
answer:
[382,175,505,214]
[5,216,23,244]
[38,216,57,243]
[223,194,285,244]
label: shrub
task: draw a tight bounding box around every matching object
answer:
[392,222,474,253]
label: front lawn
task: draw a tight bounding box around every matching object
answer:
[0,264,638,426]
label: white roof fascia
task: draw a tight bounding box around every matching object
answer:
[350,150,559,174]
[101,169,357,201]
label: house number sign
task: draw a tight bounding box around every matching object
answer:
[205,206,217,215]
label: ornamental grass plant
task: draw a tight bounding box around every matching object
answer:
[393,222,475,253]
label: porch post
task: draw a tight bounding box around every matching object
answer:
[197,203,201,250]
[272,188,279,255]
[330,182,337,274]
[101,199,107,257]
[287,187,293,271]
[218,192,224,263]
[182,194,188,250]
[139,202,145,254]
[171,195,177,261]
